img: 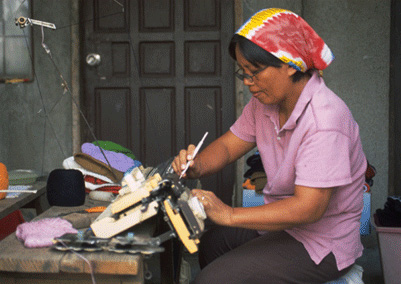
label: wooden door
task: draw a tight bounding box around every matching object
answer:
[82,0,235,204]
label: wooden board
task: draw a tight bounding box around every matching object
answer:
[0,181,47,219]
[0,196,151,283]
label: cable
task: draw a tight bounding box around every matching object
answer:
[58,240,97,284]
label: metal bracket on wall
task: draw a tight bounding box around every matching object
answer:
[15,16,56,30]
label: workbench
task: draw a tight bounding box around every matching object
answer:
[0,196,149,284]
[0,181,47,220]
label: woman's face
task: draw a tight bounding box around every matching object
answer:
[235,45,297,107]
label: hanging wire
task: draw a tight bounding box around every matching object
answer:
[34,21,120,181]
[21,29,67,175]
[113,0,125,12]
[13,0,164,174]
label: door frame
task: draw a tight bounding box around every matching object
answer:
[389,0,401,196]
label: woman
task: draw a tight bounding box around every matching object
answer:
[172,8,366,283]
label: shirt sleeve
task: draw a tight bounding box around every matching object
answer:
[295,130,353,188]
[230,98,257,143]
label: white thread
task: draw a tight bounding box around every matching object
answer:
[88,191,115,202]
[58,240,97,284]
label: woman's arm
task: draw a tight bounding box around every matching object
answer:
[172,130,256,179]
[192,185,333,231]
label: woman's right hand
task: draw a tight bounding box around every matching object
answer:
[172,144,201,179]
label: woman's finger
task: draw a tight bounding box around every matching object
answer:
[186,144,196,161]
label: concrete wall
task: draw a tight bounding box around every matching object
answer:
[0,0,74,176]
[237,0,390,214]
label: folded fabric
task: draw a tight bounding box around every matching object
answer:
[63,156,122,193]
[92,140,136,160]
[365,161,376,187]
[242,178,256,190]
[74,153,123,183]
[250,171,267,193]
[244,152,265,179]
[84,182,121,194]
[375,196,401,227]
[82,143,141,173]
[16,218,77,248]
[63,156,115,184]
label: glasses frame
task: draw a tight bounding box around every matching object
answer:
[235,66,268,83]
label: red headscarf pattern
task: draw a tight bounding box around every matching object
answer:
[237,8,334,72]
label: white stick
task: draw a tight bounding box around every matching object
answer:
[0,189,38,194]
[180,132,209,179]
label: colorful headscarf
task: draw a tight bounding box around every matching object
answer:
[236,8,334,72]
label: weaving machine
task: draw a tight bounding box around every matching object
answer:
[53,159,207,255]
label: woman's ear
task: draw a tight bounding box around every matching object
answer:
[286,65,297,76]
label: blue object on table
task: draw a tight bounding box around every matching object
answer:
[242,189,264,207]
[360,192,371,236]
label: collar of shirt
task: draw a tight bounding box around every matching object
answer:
[262,72,321,133]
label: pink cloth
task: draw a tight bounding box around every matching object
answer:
[230,72,366,270]
[16,218,77,248]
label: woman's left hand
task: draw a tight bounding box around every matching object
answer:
[191,189,234,226]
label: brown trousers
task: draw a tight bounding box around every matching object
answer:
[194,226,352,284]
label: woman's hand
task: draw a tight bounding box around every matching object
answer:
[171,145,201,179]
[192,189,234,226]
[172,131,255,179]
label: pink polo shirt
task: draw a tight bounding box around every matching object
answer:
[230,72,366,270]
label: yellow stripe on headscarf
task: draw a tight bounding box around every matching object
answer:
[237,8,289,38]
[279,56,306,72]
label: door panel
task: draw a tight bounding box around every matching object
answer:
[95,88,131,147]
[82,0,235,204]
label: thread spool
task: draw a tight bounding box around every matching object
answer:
[47,169,85,206]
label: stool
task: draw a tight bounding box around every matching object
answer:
[325,264,364,284]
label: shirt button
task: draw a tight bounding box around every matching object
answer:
[277,136,281,141]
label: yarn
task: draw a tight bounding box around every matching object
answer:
[88,190,115,202]
[0,163,9,200]
[16,217,77,248]
[47,169,85,206]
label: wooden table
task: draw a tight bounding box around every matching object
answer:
[0,181,47,220]
[0,197,150,284]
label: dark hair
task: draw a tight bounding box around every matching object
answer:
[228,34,311,82]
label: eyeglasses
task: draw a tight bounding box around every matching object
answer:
[235,66,268,83]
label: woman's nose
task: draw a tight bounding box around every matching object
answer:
[243,77,254,86]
